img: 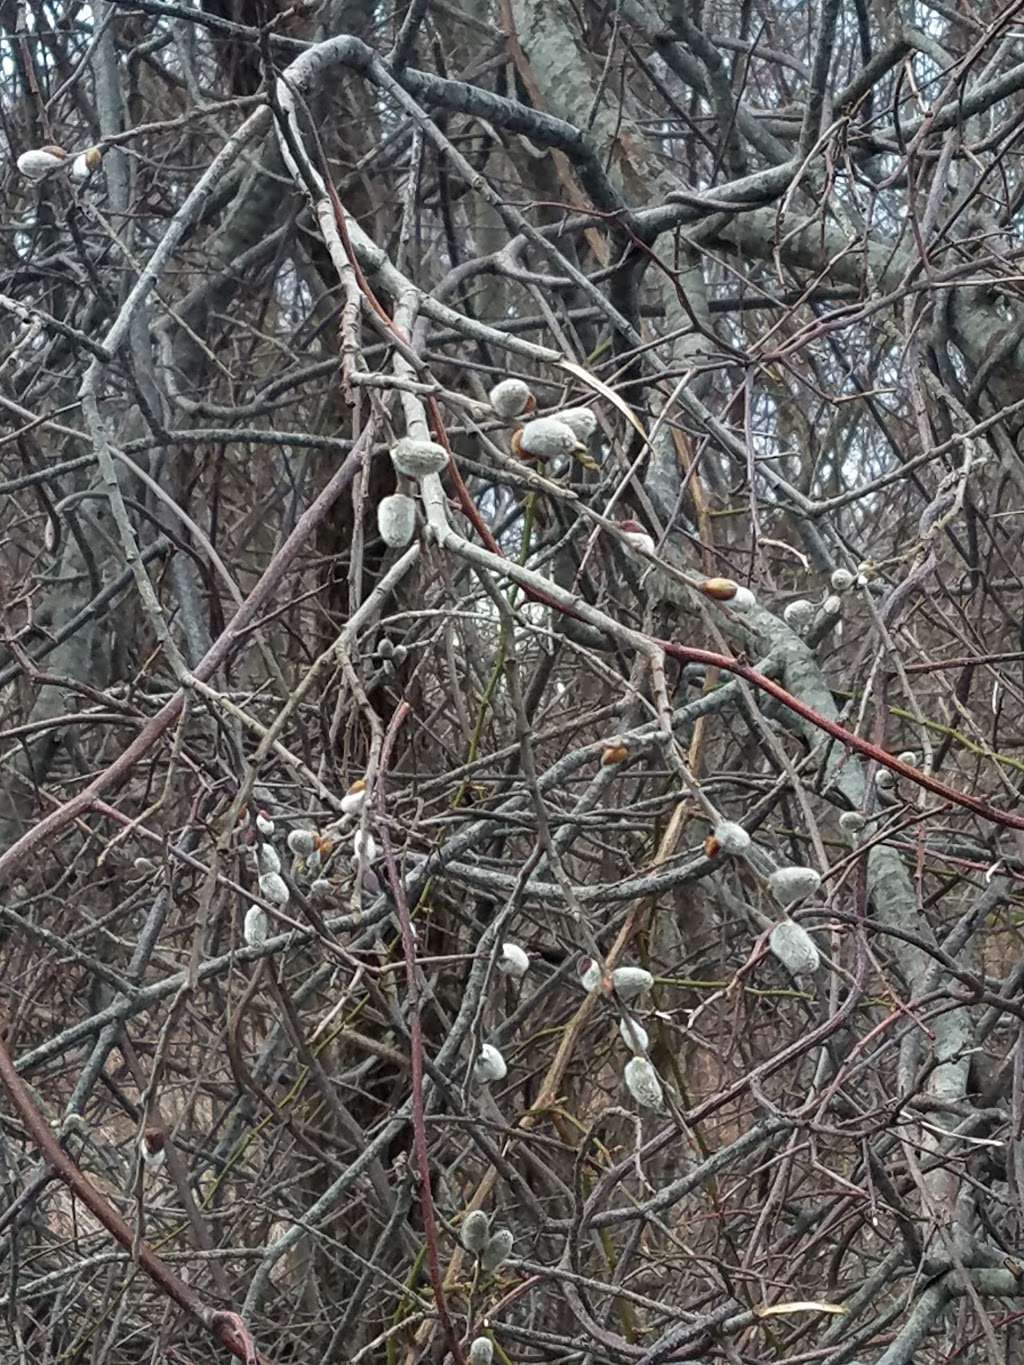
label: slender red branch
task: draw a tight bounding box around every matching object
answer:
[0,1023,268,1363]
[656,638,1024,831]
[427,397,507,557]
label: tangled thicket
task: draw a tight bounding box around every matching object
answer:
[6,2,1024,1363]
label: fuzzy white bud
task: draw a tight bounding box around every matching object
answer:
[352,829,378,863]
[468,1338,494,1365]
[768,866,821,905]
[729,585,757,611]
[618,1017,649,1054]
[341,781,367,815]
[255,810,275,836]
[473,1043,508,1085]
[390,437,449,479]
[822,594,842,615]
[17,146,66,180]
[70,146,102,182]
[876,768,896,790]
[712,821,750,855]
[830,568,855,592]
[481,1227,514,1271]
[617,520,655,555]
[287,829,317,857]
[258,871,290,906]
[557,406,598,442]
[139,1131,165,1170]
[579,958,602,992]
[624,1056,664,1111]
[517,416,583,460]
[257,842,281,876]
[460,1209,491,1252]
[839,811,866,838]
[377,493,417,548]
[611,966,654,1001]
[244,904,269,947]
[783,600,815,631]
[769,921,820,977]
[497,942,529,980]
[310,878,333,900]
[898,751,918,766]
[489,378,532,418]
